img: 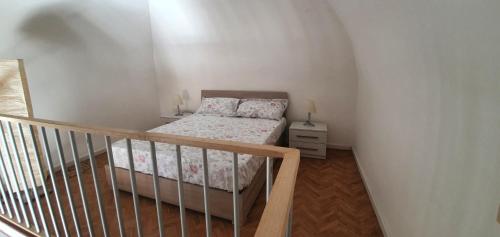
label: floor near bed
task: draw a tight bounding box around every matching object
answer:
[35,149,382,237]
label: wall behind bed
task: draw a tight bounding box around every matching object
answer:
[149,0,358,148]
[0,0,160,166]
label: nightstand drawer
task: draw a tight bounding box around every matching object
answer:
[289,141,326,157]
[289,130,327,144]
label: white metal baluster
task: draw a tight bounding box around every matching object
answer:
[85,133,109,237]
[0,122,29,226]
[69,131,95,236]
[104,136,125,237]
[0,148,13,219]
[202,149,211,237]
[30,125,60,237]
[0,164,8,216]
[54,129,81,236]
[175,145,187,237]
[6,122,38,231]
[150,141,164,237]
[232,153,240,237]
[40,127,69,236]
[17,123,49,236]
[266,157,273,203]
[126,138,142,237]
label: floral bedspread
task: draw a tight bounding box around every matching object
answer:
[112,114,286,192]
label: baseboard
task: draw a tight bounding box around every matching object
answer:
[53,147,107,173]
[327,143,352,150]
[352,148,390,237]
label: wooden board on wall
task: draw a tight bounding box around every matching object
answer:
[0,59,45,189]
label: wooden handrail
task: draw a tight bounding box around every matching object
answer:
[0,113,290,157]
[0,214,38,236]
[0,113,300,237]
[254,150,300,236]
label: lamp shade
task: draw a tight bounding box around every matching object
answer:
[174,95,184,105]
[306,99,317,113]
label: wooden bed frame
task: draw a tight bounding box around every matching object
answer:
[105,90,288,224]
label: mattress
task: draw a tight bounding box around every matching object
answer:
[112,114,286,192]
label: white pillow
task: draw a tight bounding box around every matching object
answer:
[196,97,240,116]
[236,99,288,120]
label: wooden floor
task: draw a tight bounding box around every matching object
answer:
[23,149,382,237]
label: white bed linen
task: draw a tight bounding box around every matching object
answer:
[112,114,286,192]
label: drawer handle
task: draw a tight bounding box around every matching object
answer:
[296,147,318,151]
[296,135,319,139]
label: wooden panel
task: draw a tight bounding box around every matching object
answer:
[0,59,31,117]
[0,59,45,189]
[201,90,288,100]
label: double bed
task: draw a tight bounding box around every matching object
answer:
[105,90,288,223]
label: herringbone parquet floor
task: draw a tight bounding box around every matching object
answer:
[24,149,382,236]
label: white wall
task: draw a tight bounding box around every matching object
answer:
[329,0,500,236]
[0,0,160,164]
[149,0,358,147]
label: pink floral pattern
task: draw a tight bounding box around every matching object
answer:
[196,97,240,117]
[112,114,286,191]
[236,99,288,120]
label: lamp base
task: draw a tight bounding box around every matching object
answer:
[303,120,315,127]
[304,112,315,127]
[175,105,183,116]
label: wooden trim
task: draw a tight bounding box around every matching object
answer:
[17,59,33,118]
[0,214,38,237]
[201,90,288,100]
[254,150,300,237]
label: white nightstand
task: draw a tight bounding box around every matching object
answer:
[289,121,327,159]
[160,112,193,124]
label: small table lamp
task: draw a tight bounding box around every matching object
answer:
[174,95,184,116]
[304,99,317,127]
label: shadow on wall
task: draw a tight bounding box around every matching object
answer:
[3,1,160,166]
[16,2,125,68]
[12,2,152,126]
